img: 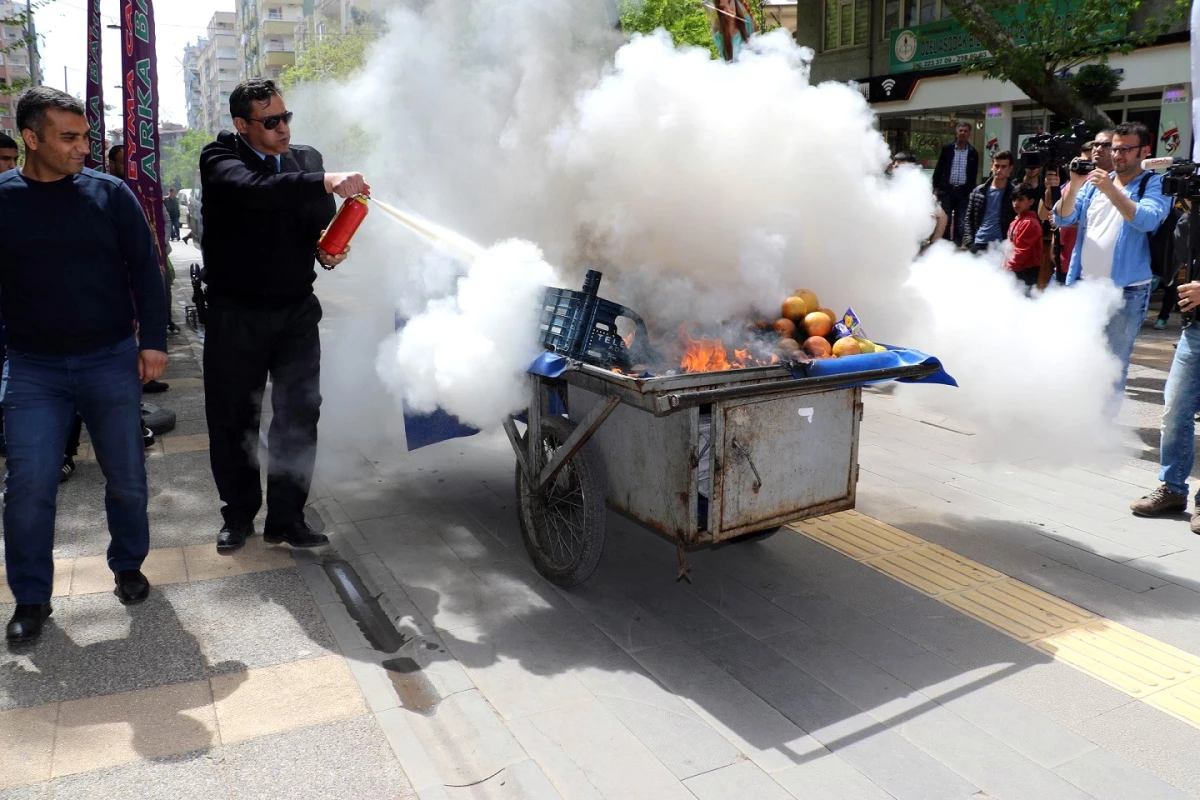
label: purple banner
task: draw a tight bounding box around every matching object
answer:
[85,0,103,170]
[122,0,166,269]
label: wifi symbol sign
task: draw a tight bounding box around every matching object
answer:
[881,78,897,97]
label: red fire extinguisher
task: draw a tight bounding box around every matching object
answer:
[318,191,370,258]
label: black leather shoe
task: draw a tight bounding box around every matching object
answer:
[264,522,330,548]
[142,380,169,394]
[6,603,52,643]
[217,520,253,552]
[114,570,150,605]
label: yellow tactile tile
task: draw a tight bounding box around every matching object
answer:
[0,559,75,604]
[161,433,210,454]
[792,513,925,560]
[0,703,57,790]
[211,655,367,745]
[69,547,188,596]
[944,579,1097,643]
[1146,675,1200,726]
[53,679,218,778]
[182,536,295,582]
[865,544,1006,597]
[1035,620,1200,698]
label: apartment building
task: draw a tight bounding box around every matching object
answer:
[796,0,1191,166]
[0,0,39,137]
[238,0,303,83]
[199,11,238,135]
[294,0,372,50]
[183,42,203,131]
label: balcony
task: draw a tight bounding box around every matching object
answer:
[261,18,297,35]
[263,49,295,67]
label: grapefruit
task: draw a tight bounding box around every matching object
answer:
[782,296,808,322]
[803,311,833,338]
[818,308,836,324]
[777,338,800,355]
[793,289,820,315]
[803,336,832,358]
[772,318,797,338]
[832,337,862,357]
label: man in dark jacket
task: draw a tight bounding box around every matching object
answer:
[963,150,1016,253]
[932,122,980,247]
[200,78,368,552]
[0,88,167,641]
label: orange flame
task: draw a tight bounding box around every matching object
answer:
[678,328,781,373]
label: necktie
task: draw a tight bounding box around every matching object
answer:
[273,157,281,174]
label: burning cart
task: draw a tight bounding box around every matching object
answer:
[505,272,944,587]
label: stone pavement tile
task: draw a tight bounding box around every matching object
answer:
[634,640,825,774]
[181,538,295,583]
[469,560,604,647]
[0,703,56,790]
[0,784,50,800]
[69,547,187,596]
[57,592,208,702]
[161,433,211,454]
[53,679,218,778]
[386,547,517,634]
[682,761,793,800]
[48,750,228,799]
[1129,550,1200,595]
[402,689,528,788]
[0,605,72,710]
[771,754,895,799]
[683,566,805,640]
[224,715,416,800]
[516,698,696,800]
[852,484,918,518]
[437,616,595,721]
[1070,698,1200,798]
[356,513,442,550]
[1053,747,1192,800]
[597,694,741,780]
[374,706,447,800]
[506,716,605,800]
[553,577,682,654]
[424,509,517,568]
[0,559,73,604]
[1025,540,1170,593]
[444,760,563,800]
[210,655,367,745]
[167,569,337,674]
[883,652,1097,770]
[696,632,980,800]
[331,477,426,523]
[771,593,927,667]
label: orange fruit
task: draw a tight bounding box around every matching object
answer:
[803,311,833,338]
[772,318,797,338]
[782,296,808,322]
[803,336,832,358]
[818,307,836,323]
[777,338,800,355]
[793,289,819,315]
[832,337,862,357]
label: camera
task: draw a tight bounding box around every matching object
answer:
[1020,120,1089,172]
[1069,158,1095,175]
[1161,160,1200,199]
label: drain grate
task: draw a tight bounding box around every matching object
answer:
[323,559,409,653]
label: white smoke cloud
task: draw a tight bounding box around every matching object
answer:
[290,0,1130,468]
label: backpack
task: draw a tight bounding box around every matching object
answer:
[1136,172,1183,287]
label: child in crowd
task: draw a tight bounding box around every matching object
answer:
[1005,183,1044,288]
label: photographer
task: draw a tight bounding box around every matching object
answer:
[1047,132,1115,285]
[1052,121,1171,411]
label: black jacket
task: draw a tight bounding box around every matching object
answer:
[932,142,979,195]
[199,131,336,307]
[963,179,1016,250]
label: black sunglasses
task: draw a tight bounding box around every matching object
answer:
[248,111,293,130]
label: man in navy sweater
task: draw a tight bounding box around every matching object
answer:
[0,87,168,642]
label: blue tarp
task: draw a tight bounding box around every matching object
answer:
[402,346,954,452]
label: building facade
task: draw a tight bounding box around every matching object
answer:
[294,0,373,50]
[183,42,203,132]
[796,0,1191,169]
[199,12,237,135]
[238,0,304,83]
[0,0,39,138]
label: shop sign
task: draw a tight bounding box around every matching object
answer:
[1159,85,1191,158]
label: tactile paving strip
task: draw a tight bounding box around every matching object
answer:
[793,511,1200,728]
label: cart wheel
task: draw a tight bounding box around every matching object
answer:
[515,415,606,587]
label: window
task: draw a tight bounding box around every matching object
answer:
[824,0,869,51]
[882,0,951,36]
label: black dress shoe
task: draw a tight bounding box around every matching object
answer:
[6,603,52,642]
[114,569,150,605]
[217,520,253,552]
[264,522,330,548]
[142,379,169,393]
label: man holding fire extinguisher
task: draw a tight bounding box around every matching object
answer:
[199,78,369,553]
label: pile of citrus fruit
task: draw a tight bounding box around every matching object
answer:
[770,290,879,359]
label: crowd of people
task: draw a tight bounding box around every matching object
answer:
[0,81,368,643]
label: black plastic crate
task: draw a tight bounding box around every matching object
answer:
[538,270,652,369]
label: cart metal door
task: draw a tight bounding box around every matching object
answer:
[710,386,860,541]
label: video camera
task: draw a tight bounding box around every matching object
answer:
[1152,158,1200,199]
[1020,120,1091,174]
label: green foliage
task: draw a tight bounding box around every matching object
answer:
[161,129,209,191]
[619,0,715,52]
[1070,63,1123,106]
[280,25,379,90]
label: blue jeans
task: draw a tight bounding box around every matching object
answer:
[2,336,149,604]
[1160,324,1200,497]
[1105,282,1152,414]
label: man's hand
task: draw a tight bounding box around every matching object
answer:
[1178,282,1200,312]
[139,349,168,383]
[1045,171,1061,189]
[323,172,370,199]
[1088,168,1117,197]
[316,236,350,270]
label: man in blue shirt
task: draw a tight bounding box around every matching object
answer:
[1052,121,1170,412]
[0,88,167,642]
[963,150,1015,253]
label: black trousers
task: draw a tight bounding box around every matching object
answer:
[940,185,972,247]
[203,294,322,532]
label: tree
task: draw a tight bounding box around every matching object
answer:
[940,0,1188,129]
[161,129,208,191]
[618,0,774,57]
[280,26,378,90]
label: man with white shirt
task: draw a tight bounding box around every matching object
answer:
[1052,121,1170,410]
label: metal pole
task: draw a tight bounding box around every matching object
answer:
[63,65,67,93]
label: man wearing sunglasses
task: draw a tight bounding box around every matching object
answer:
[1052,120,1171,415]
[199,78,369,553]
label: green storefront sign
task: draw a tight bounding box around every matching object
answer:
[889,1,1111,74]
